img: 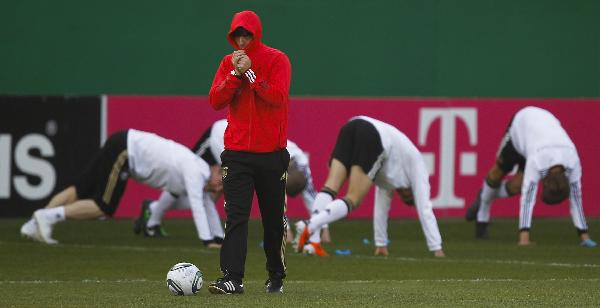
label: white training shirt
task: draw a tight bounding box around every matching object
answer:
[127,129,212,239]
[352,116,443,251]
[508,106,586,231]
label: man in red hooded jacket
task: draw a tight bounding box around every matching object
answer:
[207,10,292,294]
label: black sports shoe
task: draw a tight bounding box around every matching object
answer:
[265,278,283,293]
[465,190,482,222]
[133,199,152,235]
[475,222,489,239]
[208,277,244,294]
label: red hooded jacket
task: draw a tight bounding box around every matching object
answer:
[209,11,291,153]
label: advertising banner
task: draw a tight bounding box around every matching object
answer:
[106,96,600,220]
[0,96,101,217]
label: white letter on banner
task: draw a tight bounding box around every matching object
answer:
[419,108,477,208]
[13,134,56,200]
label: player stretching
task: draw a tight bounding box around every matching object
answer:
[466,106,597,247]
[20,129,220,245]
[294,116,445,257]
[135,119,327,244]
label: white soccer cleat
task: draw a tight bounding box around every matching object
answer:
[303,242,329,257]
[20,218,41,241]
[33,210,59,245]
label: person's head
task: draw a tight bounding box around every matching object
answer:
[286,160,307,197]
[231,27,253,49]
[541,165,570,205]
[228,10,262,50]
[397,188,414,206]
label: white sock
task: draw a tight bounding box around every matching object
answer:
[480,181,499,202]
[496,180,511,198]
[311,192,334,215]
[308,199,348,236]
[148,192,175,227]
[45,206,66,223]
[306,192,334,242]
[477,181,498,222]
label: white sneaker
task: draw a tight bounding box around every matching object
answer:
[20,218,41,241]
[33,210,59,245]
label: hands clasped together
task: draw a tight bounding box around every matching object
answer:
[232,50,251,75]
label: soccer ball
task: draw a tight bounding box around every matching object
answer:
[166,262,203,296]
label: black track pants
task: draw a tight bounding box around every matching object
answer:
[219,149,290,282]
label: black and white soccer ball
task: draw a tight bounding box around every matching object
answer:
[166,262,203,296]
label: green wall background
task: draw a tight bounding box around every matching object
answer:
[0,1,598,97]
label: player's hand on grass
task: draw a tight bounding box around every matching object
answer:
[580,239,597,248]
[517,230,535,246]
[374,246,389,256]
[433,249,445,258]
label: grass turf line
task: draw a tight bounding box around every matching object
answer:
[0,218,599,306]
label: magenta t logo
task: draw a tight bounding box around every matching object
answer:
[419,108,477,208]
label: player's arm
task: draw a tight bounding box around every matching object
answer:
[241,54,291,107]
[518,163,540,246]
[411,166,444,257]
[208,56,243,110]
[373,186,393,256]
[567,165,596,246]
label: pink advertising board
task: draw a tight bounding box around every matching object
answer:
[107,96,600,220]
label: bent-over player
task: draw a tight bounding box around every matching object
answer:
[465,106,596,247]
[294,116,445,257]
[20,129,219,245]
[134,119,327,244]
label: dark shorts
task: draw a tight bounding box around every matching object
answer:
[74,130,129,216]
[330,118,384,179]
[496,117,526,173]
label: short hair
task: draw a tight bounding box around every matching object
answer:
[231,26,253,38]
[541,168,570,205]
[286,160,307,197]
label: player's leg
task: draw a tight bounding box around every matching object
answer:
[296,121,356,250]
[20,186,78,240]
[293,159,347,252]
[254,149,289,293]
[209,151,254,294]
[32,131,129,244]
[308,165,372,237]
[304,119,382,254]
[133,191,175,237]
[46,186,79,208]
[204,193,225,243]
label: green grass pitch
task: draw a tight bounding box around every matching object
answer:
[1,218,599,306]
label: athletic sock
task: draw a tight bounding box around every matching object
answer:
[480,180,499,202]
[148,192,175,227]
[477,181,498,222]
[308,199,348,235]
[45,206,66,223]
[311,191,335,215]
[496,180,511,198]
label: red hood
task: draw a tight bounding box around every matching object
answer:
[227,10,262,51]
